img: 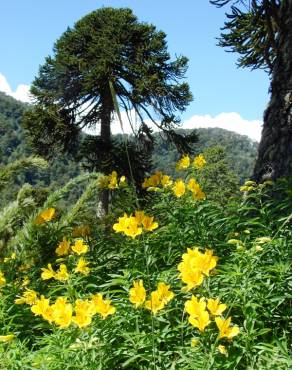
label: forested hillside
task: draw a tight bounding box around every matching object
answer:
[0,92,258,206]
[0,92,81,205]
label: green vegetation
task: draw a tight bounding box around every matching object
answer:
[0,156,290,369]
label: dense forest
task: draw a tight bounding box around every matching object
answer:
[0,91,258,206]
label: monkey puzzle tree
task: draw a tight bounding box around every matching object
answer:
[211,0,292,180]
[23,7,194,187]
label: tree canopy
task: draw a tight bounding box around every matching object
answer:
[23,7,194,184]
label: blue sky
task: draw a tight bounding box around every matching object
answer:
[0,0,270,140]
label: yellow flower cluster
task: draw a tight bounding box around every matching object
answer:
[35,208,56,225]
[41,264,70,282]
[97,171,126,190]
[185,295,239,340]
[178,248,218,291]
[172,178,206,200]
[28,294,115,328]
[55,238,88,256]
[240,180,257,192]
[142,171,172,190]
[129,280,174,315]
[113,210,158,239]
[176,154,206,171]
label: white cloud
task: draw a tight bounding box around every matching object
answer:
[87,111,262,142]
[0,73,31,103]
[182,112,262,142]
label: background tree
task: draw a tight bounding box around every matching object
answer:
[210,0,292,180]
[23,7,194,189]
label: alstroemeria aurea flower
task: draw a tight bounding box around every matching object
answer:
[35,208,55,225]
[142,215,158,232]
[51,297,72,328]
[215,317,240,339]
[193,154,206,169]
[129,280,146,308]
[189,310,210,332]
[156,282,174,304]
[71,239,88,255]
[91,294,116,319]
[75,258,90,276]
[145,291,165,315]
[172,179,186,197]
[185,296,206,317]
[15,289,38,305]
[207,298,227,316]
[72,299,95,328]
[41,263,55,280]
[55,264,69,281]
[55,237,70,256]
[176,155,190,171]
[31,295,54,323]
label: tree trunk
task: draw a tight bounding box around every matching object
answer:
[99,84,114,215]
[253,0,292,181]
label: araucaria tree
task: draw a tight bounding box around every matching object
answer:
[211,0,292,180]
[23,7,193,184]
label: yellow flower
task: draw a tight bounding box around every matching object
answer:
[72,299,95,328]
[134,210,146,224]
[15,289,38,305]
[75,258,90,276]
[91,294,116,319]
[123,217,142,239]
[113,213,130,233]
[51,297,72,328]
[72,225,91,237]
[31,296,54,323]
[215,317,240,340]
[142,171,162,188]
[196,249,218,276]
[0,271,6,286]
[55,264,69,281]
[71,239,88,255]
[55,237,70,256]
[193,154,206,169]
[176,155,190,171]
[180,268,204,291]
[129,280,146,308]
[108,171,118,189]
[0,334,14,342]
[35,208,56,225]
[189,310,210,332]
[172,179,186,197]
[218,344,228,355]
[161,175,172,187]
[145,291,165,315]
[41,263,55,280]
[207,298,227,316]
[141,215,159,232]
[185,296,206,317]
[156,282,174,304]
[255,245,263,252]
[187,178,206,200]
